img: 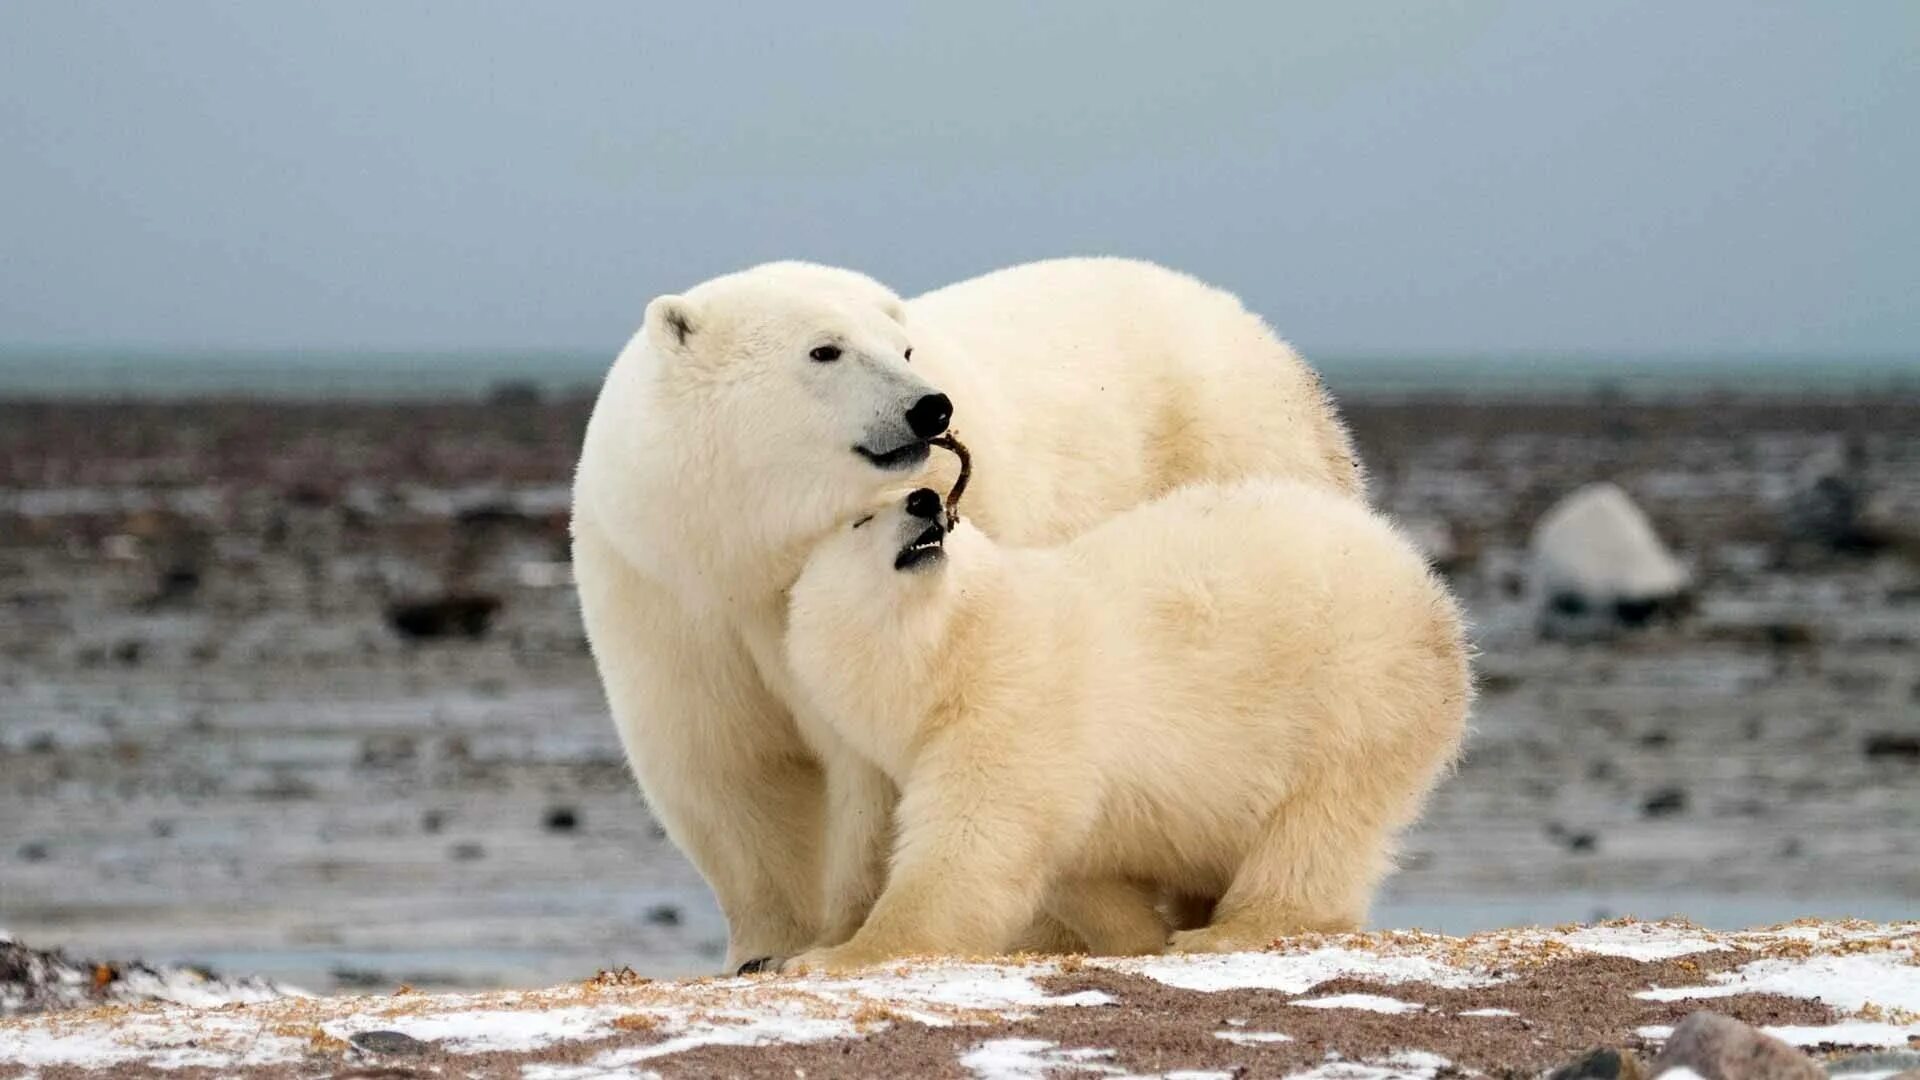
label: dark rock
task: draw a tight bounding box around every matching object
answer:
[329,967,389,990]
[488,379,544,407]
[18,841,49,862]
[112,639,144,666]
[1642,787,1688,818]
[645,904,682,927]
[421,810,445,834]
[1547,823,1599,853]
[348,1030,434,1056]
[1766,623,1817,649]
[1547,1047,1644,1080]
[450,842,485,861]
[1785,475,1886,556]
[359,734,419,768]
[455,502,536,529]
[386,594,502,641]
[1864,733,1920,762]
[1648,1011,1822,1080]
[543,806,580,833]
[146,564,202,609]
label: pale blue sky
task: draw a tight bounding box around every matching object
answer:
[1,2,1915,355]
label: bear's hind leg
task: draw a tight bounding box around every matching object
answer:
[1167,782,1386,954]
[1045,878,1170,956]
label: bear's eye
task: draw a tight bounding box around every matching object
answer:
[903,347,913,362]
[809,345,842,363]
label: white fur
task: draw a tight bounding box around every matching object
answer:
[782,480,1471,971]
[571,258,1364,967]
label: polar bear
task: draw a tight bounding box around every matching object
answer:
[779,479,1471,971]
[571,258,1364,969]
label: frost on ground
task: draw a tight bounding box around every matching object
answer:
[1,920,1915,1078]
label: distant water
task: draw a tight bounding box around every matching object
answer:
[0,347,1914,401]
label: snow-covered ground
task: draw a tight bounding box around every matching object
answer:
[3,920,1915,1078]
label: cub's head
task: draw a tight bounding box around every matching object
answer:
[637,264,950,519]
[788,486,978,740]
[809,486,955,586]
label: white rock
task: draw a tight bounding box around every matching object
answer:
[1531,482,1689,634]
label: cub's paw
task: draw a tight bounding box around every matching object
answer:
[777,946,887,975]
[1166,927,1271,955]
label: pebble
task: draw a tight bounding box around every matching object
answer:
[1646,1012,1822,1080]
[1548,1047,1644,1079]
[348,1029,433,1056]
[1642,787,1689,818]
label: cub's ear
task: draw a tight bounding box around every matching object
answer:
[879,297,907,325]
[644,295,699,352]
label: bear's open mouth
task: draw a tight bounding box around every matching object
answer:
[894,522,945,571]
[854,441,931,471]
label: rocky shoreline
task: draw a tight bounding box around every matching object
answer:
[3,921,1916,1077]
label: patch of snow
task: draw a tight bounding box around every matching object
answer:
[1756,1023,1920,1050]
[1638,953,1920,1013]
[1559,923,1729,961]
[325,1003,633,1053]
[1652,1069,1707,1080]
[530,1012,857,1078]
[0,1011,307,1071]
[1105,947,1495,995]
[1292,993,1423,1014]
[1285,1050,1455,1079]
[959,1038,1119,1079]
[812,964,1113,1026]
[1215,1030,1294,1046]
[1459,1007,1517,1017]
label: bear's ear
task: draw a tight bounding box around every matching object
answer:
[880,297,907,325]
[644,295,699,353]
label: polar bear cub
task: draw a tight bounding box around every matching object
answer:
[782,479,1471,971]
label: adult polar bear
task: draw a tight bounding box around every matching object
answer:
[572,257,1363,970]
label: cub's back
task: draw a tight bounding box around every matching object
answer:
[1057,481,1464,743]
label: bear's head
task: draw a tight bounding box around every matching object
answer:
[583,263,953,595]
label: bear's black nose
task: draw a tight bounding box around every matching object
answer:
[905,393,952,439]
[905,488,943,520]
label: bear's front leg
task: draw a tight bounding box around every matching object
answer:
[811,749,896,949]
[781,726,1091,973]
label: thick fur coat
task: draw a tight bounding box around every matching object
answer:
[783,480,1471,971]
[571,258,1363,967]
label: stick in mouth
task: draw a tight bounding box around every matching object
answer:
[928,432,971,528]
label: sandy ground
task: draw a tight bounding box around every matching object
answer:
[1,396,1917,994]
[3,920,1917,1077]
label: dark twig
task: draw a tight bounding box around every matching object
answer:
[929,432,971,527]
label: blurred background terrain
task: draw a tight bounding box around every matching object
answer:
[2,2,1916,997]
[3,386,1916,992]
